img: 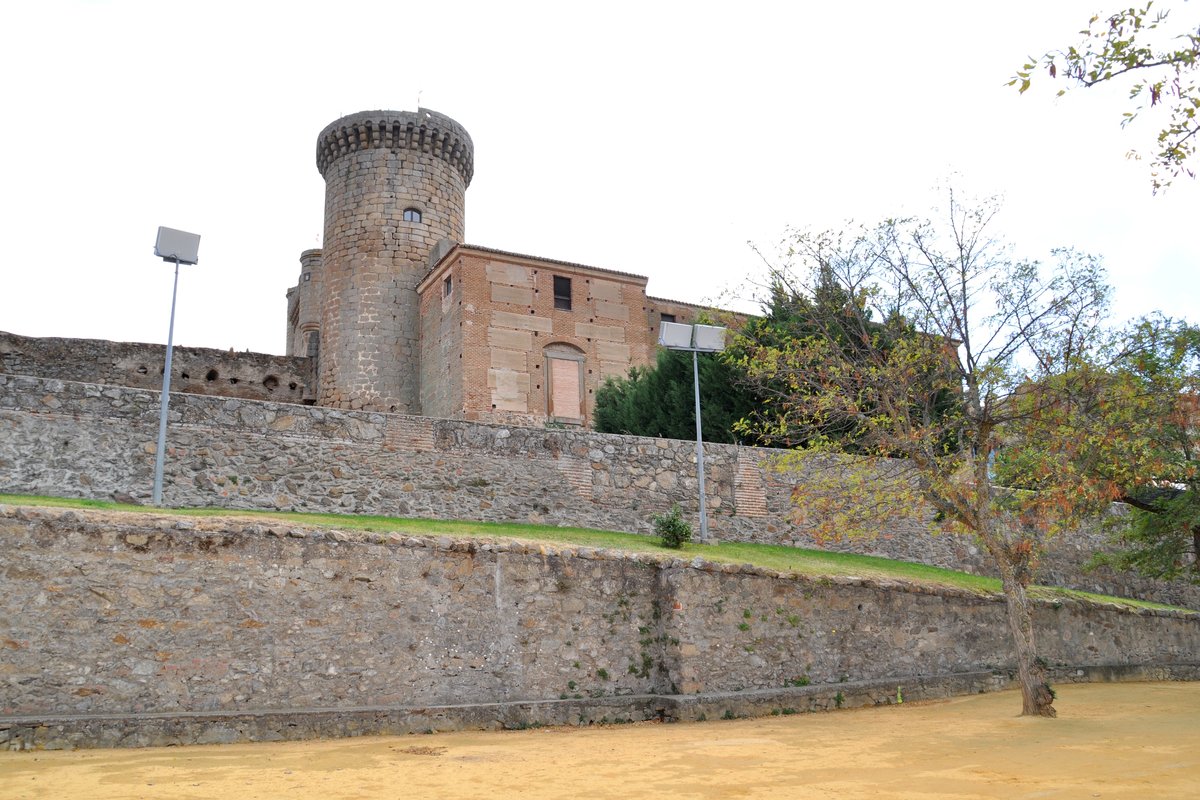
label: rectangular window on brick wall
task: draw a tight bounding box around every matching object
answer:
[443,274,453,297]
[553,275,572,311]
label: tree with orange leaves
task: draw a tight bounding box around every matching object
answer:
[734,190,1112,717]
[1001,316,1200,583]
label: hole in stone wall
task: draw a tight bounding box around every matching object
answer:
[229,377,240,385]
[288,382,298,391]
[180,372,190,379]
[206,369,219,381]
[263,375,280,392]
[136,365,148,375]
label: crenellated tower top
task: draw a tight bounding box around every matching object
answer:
[315,108,474,186]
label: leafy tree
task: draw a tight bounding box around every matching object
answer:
[1012,2,1200,190]
[1008,316,1200,582]
[1103,318,1200,579]
[593,345,758,444]
[734,234,961,454]
[734,191,1112,717]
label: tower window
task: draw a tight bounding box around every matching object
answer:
[443,274,453,297]
[403,208,422,223]
[553,276,572,311]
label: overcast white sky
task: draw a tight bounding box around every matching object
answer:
[1,1,1195,355]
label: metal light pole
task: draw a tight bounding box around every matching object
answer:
[151,227,200,506]
[658,321,728,543]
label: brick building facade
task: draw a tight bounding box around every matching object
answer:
[286,108,713,426]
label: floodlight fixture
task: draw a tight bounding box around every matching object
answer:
[656,320,730,544]
[658,321,694,349]
[154,226,201,265]
[151,226,201,506]
[692,324,727,353]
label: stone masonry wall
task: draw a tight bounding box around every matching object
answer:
[0,331,309,404]
[1,373,1198,609]
[316,110,472,413]
[284,248,324,359]
[1,506,1196,748]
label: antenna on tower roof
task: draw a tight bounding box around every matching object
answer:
[416,90,423,110]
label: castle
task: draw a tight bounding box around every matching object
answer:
[1,110,1196,751]
[284,108,707,426]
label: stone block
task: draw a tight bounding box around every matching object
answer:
[488,327,533,351]
[485,262,533,287]
[492,310,553,333]
[592,300,629,321]
[490,284,534,306]
[575,323,625,342]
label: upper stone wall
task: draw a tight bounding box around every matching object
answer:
[0,331,310,403]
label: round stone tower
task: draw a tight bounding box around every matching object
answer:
[315,109,474,412]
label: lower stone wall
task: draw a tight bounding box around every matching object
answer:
[1,373,1197,609]
[1,506,1196,748]
[0,331,311,404]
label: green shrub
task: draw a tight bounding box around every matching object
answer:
[653,504,692,548]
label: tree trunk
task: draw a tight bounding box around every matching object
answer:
[998,567,1057,717]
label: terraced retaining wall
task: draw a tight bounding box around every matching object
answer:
[1,373,1197,609]
[1,506,1196,749]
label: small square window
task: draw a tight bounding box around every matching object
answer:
[443,274,453,297]
[660,313,676,323]
[403,208,422,223]
[553,275,572,311]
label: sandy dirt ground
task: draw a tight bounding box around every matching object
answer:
[2,682,1197,799]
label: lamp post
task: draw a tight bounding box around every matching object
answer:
[151,226,200,506]
[657,321,728,543]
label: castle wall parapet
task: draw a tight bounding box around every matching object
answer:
[316,108,474,186]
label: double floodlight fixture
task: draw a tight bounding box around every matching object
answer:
[658,321,727,353]
[151,226,201,506]
[657,320,729,544]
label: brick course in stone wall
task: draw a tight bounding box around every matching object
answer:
[3,374,1199,610]
[0,505,1196,748]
